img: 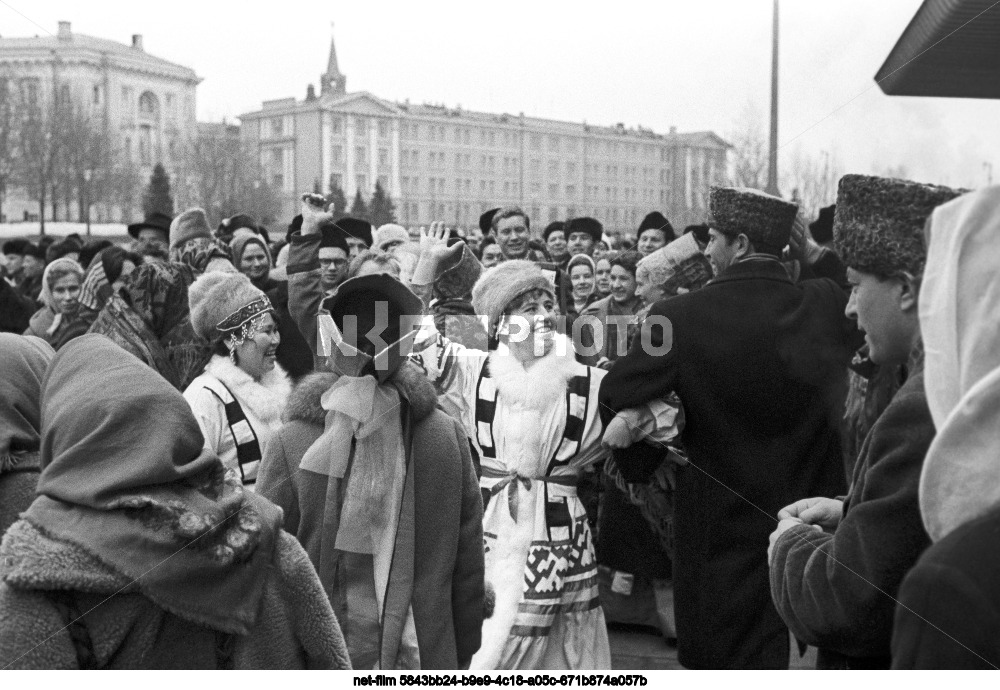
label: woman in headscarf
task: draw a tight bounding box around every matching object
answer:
[56,246,142,348]
[0,334,54,538]
[88,261,212,391]
[23,258,86,348]
[184,272,290,490]
[231,231,276,292]
[892,186,1000,669]
[0,334,350,669]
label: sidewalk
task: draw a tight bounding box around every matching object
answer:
[608,624,818,670]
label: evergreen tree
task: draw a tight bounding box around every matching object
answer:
[327,177,348,219]
[349,189,369,220]
[312,178,322,194]
[142,163,174,217]
[369,181,397,227]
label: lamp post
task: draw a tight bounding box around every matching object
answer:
[765,0,781,197]
[83,169,92,236]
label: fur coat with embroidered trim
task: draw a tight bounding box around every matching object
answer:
[255,360,485,670]
[0,519,351,669]
[183,355,291,486]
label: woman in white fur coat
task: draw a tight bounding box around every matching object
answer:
[409,223,678,671]
[183,272,291,489]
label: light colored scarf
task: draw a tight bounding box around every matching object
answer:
[300,375,407,612]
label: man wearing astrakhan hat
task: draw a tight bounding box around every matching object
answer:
[768,174,962,669]
[404,223,677,670]
[601,186,863,669]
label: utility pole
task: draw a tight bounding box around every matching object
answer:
[766,0,781,196]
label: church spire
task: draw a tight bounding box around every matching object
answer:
[321,24,346,96]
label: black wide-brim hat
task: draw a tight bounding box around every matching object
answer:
[333,217,373,247]
[321,273,424,382]
[127,211,173,240]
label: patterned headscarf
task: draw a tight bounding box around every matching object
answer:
[25,335,283,634]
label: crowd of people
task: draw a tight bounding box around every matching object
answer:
[1,174,999,670]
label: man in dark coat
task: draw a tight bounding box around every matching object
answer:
[768,174,961,669]
[600,186,859,669]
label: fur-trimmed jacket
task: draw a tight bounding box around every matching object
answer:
[0,519,351,669]
[256,361,485,670]
[184,355,291,487]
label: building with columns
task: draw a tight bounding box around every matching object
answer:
[0,21,200,222]
[240,33,730,235]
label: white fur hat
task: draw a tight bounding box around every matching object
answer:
[373,224,410,251]
[188,271,271,342]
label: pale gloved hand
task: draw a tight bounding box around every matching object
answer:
[602,414,634,449]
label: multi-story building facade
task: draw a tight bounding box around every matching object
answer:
[0,21,200,222]
[241,34,730,235]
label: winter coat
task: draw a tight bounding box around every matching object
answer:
[184,356,291,487]
[770,368,934,669]
[0,453,38,539]
[599,255,859,669]
[267,279,314,382]
[256,363,486,670]
[892,502,1000,669]
[0,519,351,669]
[0,279,32,334]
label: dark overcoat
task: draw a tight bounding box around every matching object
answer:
[770,369,934,669]
[599,255,858,669]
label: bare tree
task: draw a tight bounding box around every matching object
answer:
[183,123,281,226]
[728,100,768,190]
[16,95,61,233]
[781,146,841,221]
[0,71,18,222]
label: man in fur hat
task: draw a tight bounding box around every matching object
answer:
[768,174,961,669]
[565,217,603,258]
[257,269,486,670]
[601,186,862,669]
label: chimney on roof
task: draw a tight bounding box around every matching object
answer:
[306,84,316,101]
[669,126,677,135]
[132,34,144,51]
[57,21,71,41]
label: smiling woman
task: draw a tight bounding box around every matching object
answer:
[183,272,291,490]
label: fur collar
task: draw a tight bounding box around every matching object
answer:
[283,360,438,426]
[204,355,291,425]
[2,519,134,594]
[488,332,579,410]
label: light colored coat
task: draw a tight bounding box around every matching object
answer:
[184,355,291,484]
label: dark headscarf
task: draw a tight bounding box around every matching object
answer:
[25,335,282,634]
[0,334,54,468]
[88,262,212,390]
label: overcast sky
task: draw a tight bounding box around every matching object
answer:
[5,0,1000,190]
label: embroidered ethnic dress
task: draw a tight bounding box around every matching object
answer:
[411,329,611,670]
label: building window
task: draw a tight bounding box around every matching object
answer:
[357,174,368,192]
[166,93,175,115]
[438,178,445,193]
[378,174,389,190]
[566,162,576,177]
[271,118,282,137]
[548,135,560,151]
[530,158,541,173]
[548,183,558,197]
[549,207,559,222]
[488,156,496,171]
[332,145,343,164]
[138,92,158,118]
[379,148,389,166]
[92,85,100,105]
[464,129,471,145]
[139,125,153,165]
[332,116,343,134]
[548,160,559,176]
[529,134,542,151]
[120,85,133,108]
[331,173,343,190]
[273,174,284,189]
[530,182,540,197]
[378,120,389,138]
[356,146,366,163]
[566,185,576,198]
[356,117,368,136]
